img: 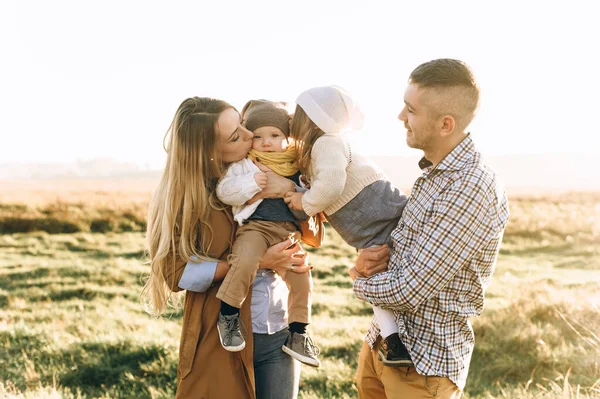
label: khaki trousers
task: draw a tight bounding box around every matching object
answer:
[357,340,462,399]
[216,220,311,324]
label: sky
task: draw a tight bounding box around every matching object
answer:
[1,0,599,170]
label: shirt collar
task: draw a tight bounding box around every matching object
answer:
[417,134,475,172]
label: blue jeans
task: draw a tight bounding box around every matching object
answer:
[254,328,301,399]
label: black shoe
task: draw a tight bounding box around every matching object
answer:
[378,333,414,367]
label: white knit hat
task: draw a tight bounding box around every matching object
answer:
[295,85,364,134]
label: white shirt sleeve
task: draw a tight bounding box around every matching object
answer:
[216,159,262,206]
[178,259,218,293]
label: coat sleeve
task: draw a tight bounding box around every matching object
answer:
[217,159,262,206]
[158,225,220,293]
[160,235,188,293]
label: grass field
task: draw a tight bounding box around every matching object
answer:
[0,182,599,398]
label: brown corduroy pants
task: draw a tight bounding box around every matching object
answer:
[216,220,311,324]
[357,339,462,399]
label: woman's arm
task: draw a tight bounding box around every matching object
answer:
[259,238,311,274]
[178,259,230,292]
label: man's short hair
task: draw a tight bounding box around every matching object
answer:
[409,59,480,133]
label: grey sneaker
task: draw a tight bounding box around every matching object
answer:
[282,332,321,368]
[217,313,246,352]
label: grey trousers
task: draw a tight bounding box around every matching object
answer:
[254,328,301,399]
[327,180,408,249]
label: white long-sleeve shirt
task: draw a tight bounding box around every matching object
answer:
[216,158,263,225]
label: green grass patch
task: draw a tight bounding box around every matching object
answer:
[1,194,599,398]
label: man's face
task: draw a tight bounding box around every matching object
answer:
[398,84,439,151]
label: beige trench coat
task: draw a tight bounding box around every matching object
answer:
[161,206,324,398]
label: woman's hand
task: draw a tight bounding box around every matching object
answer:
[283,192,304,211]
[260,237,311,278]
[349,244,390,280]
[247,161,295,205]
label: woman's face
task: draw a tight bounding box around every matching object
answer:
[217,108,253,163]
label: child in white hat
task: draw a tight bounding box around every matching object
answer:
[285,86,411,367]
[215,99,322,368]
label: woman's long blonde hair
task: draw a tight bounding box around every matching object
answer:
[141,97,232,315]
[290,105,324,181]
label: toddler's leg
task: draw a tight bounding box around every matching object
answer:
[281,253,321,368]
[217,227,269,308]
[372,306,413,368]
[216,226,269,352]
[284,269,312,325]
[372,306,398,338]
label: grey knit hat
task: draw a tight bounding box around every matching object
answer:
[241,99,290,136]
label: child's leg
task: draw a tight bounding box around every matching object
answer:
[216,227,270,309]
[372,306,398,339]
[217,221,296,352]
[283,266,312,327]
[373,306,413,367]
[281,242,321,368]
[217,221,297,310]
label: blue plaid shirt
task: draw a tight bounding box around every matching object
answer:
[353,135,509,389]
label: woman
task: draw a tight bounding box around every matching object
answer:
[141,97,319,398]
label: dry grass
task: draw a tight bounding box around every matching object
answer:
[1,182,599,398]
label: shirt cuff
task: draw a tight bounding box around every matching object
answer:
[178,258,218,292]
[353,278,368,302]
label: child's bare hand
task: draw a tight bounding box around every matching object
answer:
[254,172,267,189]
[284,192,304,211]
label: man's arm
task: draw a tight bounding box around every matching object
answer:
[352,178,497,312]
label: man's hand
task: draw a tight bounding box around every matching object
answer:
[254,172,267,189]
[353,244,390,278]
[348,267,365,281]
[284,192,304,211]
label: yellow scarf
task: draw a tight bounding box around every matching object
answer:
[248,146,299,176]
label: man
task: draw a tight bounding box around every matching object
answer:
[349,59,510,398]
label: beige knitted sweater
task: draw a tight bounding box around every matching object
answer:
[301,134,387,216]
